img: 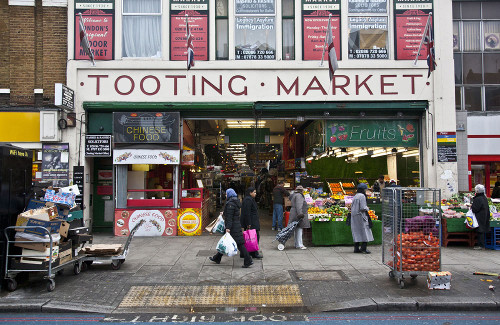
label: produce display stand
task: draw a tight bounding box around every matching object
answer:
[3,226,85,292]
[311,220,382,246]
[81,219,145,270]
[382,188,441,289]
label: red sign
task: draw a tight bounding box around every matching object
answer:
[114,209,177,237]
[75,11,114,60]
[395,9,430,60]
[170,12,208,61]
[303,12,341,61]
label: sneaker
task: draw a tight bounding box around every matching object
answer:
[361,250,371,254]
[272,227,276,231]
[296,246,307,250]
[277,228,282,232]
[242,261,254,268]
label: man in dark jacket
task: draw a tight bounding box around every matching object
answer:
[272,181,289,231]
[210,188,253,267]
[471,184,491,250]
[491,181,500,199]
[241,187,263,259]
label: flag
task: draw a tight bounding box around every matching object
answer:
[186,18,195,70]
[78,13,95,65]
[423,16,436,77]
[326,17,338,81]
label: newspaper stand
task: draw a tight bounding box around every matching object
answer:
[382,188,441,288]
[3,226,84,292]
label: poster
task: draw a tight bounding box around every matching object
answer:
[348,16,388,59]
[75,0,114,60]
[437,132,457,163]
[394,0,433,60]
[42,143,69,187]
[302,0,341,61]
[114,209,177,237]
[170,0,209,61]
[182,150,195,165]
[177,208,202,236]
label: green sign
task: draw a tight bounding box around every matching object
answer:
[326,120,419,147]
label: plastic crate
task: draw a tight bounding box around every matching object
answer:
[445,218,473,233]
[485,227,500,250]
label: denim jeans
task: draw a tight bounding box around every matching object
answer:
[272,204,284,229]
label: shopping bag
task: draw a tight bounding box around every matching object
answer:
[465,209,479,229]
[212,214,225,234]
[243,229,259,253]
[205,218,217,233]
[216,233,238,257]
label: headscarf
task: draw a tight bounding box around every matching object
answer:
[226,188,237,199]
[245,187,256,196]
[475,184,485,194]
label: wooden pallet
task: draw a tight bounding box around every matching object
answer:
[442,219,475,247]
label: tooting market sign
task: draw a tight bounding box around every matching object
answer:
[113,112,180,143]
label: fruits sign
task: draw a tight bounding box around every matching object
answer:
[326,120,419,147]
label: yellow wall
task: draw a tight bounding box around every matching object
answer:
[0,112,40,142]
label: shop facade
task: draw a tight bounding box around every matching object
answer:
[65,0,458,234]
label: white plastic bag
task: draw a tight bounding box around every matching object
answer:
[216,233,238,257]
[465,209,479,229]
[212,213,225,234]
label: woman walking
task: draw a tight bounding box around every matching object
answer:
[241,187,263,259]
[289,185,310,249]
[210,188,253,268]
[471,184,490,250]
[351,183,373,254]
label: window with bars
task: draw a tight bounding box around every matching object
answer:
[216,0,229,60]
[453,1,500,111]
[282,0,294,60]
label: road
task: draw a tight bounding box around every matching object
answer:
[1,312,500,324]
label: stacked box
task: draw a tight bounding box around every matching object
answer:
[427,271,452,290]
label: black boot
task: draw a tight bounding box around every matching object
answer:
[354,242,361,253]
[360,242,371,254]
[209,252,222,264]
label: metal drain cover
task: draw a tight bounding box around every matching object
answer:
[196,250,214,257]
[119,284,303,308]
[290,270,348,281]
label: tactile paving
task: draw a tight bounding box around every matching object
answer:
[119,284,303,307]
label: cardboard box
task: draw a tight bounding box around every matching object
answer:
[59,242,72,264]
[14,232,60,252]
[10,258,59,270]
[16,216,63,236]
[44,189,76,206]
[68,227,89,236]
[18,206,58,221]
[59,221,70,238]
[20,246,59,264]
[427,271,452,290]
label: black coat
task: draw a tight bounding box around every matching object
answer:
[492,187,500,199]
[224,197,244,245]
[471,193,490,233]
[241,195,260,231]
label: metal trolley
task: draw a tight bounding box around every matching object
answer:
[3,226,85,292]
[382,187,441,288]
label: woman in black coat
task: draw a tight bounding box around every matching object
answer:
[241,187,262,259]
[210,188,253,267]
[491,182,500,199]
[471,184,491,249]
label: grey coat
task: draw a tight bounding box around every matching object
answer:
[350,193,374,242]
[289,192,311,229]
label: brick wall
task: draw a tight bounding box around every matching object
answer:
[4,3,67,107]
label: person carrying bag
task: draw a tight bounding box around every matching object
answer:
[241,187,263,259]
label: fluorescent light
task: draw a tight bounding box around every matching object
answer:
[371,150,389,158]
[397,148,408,153]
[402,150,419,158]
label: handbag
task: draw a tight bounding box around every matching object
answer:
[346,212,351,226]
[366,211,373,229]
[465,209,479,229]
[243,229,259,253]
[216,233,238,257]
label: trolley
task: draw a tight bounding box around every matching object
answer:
[3,226,85,292]
[273,220,299,251]
[382,187,441,288]
[81,219,144,270]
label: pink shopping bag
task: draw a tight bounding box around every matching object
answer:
[243,229,259,253]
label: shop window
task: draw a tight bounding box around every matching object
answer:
[234,0,276,60]
[216,0,229,60]
[348,16,388,60]
[486,86,500,111]
[464,86,482,111]
[282,0,294,60]
[463,53,482,84]
[122,0,162,58]
[454,53,462,84]
[455,87,462,111]
[463,22,480,52]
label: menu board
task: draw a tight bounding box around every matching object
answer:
[74,0,114,60]
[302,0,341,61]
[170,0,209,61]
[437,132,457,163]
[394,0,433,60]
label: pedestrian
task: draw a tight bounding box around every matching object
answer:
[491,181,500,199]
[372,175,386,193]
[289,185,310,249]
[210,188,253,268]
[272,180,289,231]
[241,187,263,259]
[351,183,374,254]
[471,184,490,250]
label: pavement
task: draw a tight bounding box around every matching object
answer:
[1,212,500,314]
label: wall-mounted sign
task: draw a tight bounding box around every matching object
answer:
[302,0,341,61]
[113,112,180,143]
[182,150,195,166]
[42,143,69,187]
[73,166,84,210]
[114,209,177,237]
[113,149,180,165]
[394,0,433,60]
[437,132,457,163]
[75,0,114,60]
[235,0,275,14]
[348,0,387,13]
[326,120,419,147]
[85,135,111,157]
[177,208,201,236]
[54,83,74,111]
[170,0,208,62]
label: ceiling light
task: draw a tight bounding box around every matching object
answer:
[371,151,389,158]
